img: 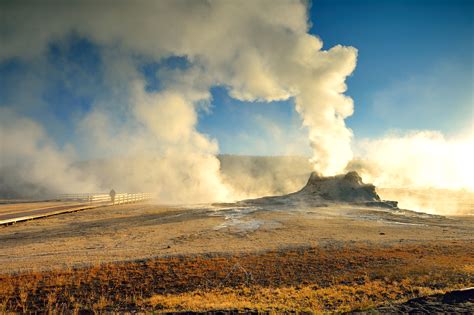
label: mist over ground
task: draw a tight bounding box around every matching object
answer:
[3,153,470,216]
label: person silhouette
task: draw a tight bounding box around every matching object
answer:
[109,189,116,205]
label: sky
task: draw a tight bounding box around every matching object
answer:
[0,0,472,157]
[199,0,473,154]
[311,0,473,138]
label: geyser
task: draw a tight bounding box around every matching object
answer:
[298,171,381,203]
[241,171,398,208]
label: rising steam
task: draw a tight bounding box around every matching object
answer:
[350,130,474,191]
[0,109,100,196]
[348,130,474,215]
[0,0,357,201]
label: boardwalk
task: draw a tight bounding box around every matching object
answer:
[0,193,152,225]
[0,201,109,225]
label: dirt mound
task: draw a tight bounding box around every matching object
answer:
[240,171,398,208]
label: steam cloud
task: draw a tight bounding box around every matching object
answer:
[350,130,474,191]
[0,0,357,202]
[0,109,100,196]
[348,131,474,215]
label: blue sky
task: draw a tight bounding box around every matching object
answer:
[1,0,472,157]
[203,0,473,153]
[311,0,473,138]
[200,0,473,152]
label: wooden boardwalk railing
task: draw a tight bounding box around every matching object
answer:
[0,193,154,226]
[57,192,153,205]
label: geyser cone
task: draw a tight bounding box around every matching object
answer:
[240,171,397,209]
[298,171,381,202]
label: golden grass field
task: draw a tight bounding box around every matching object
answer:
[1,240,473,312]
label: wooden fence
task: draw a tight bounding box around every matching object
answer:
[58,192,153,205]
[0,193,154,226]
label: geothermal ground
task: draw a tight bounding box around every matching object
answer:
[0,173,473,312]
[2,201,473,274]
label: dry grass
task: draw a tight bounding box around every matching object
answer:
[148,280,445,313]
[1,240,473,313]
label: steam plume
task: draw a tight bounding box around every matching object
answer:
[0,0,357,201]
[0,109,99,197]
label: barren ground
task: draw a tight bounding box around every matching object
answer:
[1,202,473,273]
[0,201,473,312]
